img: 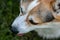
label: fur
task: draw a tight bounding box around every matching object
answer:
[11,0,60,39]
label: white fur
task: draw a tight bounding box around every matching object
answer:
[35,28,60,38]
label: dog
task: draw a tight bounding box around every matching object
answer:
[11,0,60,39]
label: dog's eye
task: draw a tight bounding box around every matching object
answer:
[29,20,38,25]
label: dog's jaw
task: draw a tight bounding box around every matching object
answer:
[35,28,60,38]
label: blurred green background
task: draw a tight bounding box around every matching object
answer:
[0,0,42,40]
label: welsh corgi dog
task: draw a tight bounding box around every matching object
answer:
[11,0,60,39]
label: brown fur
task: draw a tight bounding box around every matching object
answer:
[21,0,60,25]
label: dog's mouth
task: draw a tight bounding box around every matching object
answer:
[17,33,24,36]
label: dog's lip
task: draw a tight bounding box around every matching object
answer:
[17,33,24,36]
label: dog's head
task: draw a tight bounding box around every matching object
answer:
[10,0,60,36]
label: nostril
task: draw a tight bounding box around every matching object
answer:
[10,27,18,34]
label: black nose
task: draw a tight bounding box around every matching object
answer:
[10,26,18,34]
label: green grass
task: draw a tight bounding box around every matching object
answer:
[0,0,42,40]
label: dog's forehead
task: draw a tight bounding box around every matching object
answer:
[27,0,40,12]
[28,0,52,11]
[21,0,40,12]
[21,0,55,10]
